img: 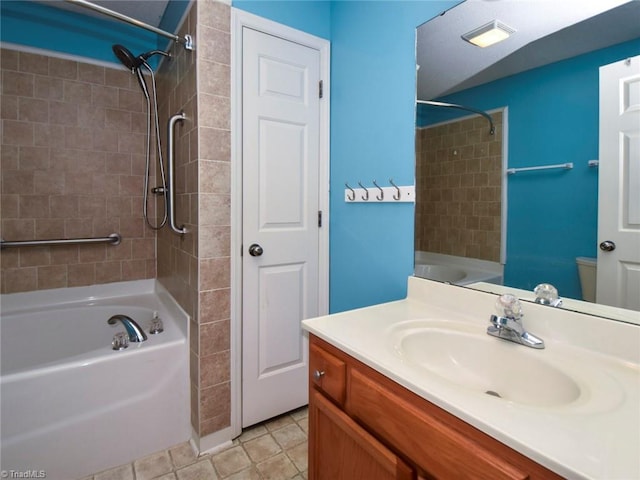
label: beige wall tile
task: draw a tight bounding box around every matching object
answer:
[2,71,34,97]
[49,57,77,79]
[200,350,230,388]
[1,48,154,293]
[3,120,34,146]
[37,264,67,290]
[200,381,230,421]
[415,111,502,262]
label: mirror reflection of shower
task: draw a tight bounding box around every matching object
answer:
[112,44,170,230]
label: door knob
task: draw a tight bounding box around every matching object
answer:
[248,243,263,256]
[599,240,616,252]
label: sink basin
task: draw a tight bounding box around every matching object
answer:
[390,321,582,407]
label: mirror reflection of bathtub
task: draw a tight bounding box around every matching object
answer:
[414,251,503,286]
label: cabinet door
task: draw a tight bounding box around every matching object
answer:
[309,389,413,480]
[348,367,528,480]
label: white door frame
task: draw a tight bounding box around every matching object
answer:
[230,8,330,437]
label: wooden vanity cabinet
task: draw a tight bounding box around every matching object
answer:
[308,334,564,480]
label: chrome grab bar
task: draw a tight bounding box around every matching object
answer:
[167,112,187,235]
[0,233,121,249]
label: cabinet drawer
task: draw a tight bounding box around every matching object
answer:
[310,342,346,405]
[347,367,528,480]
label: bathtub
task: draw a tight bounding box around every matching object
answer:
[414,251,503,286]
[0,280,190,480]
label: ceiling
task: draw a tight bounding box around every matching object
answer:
[417,0,640,100]
[46,0,170,28]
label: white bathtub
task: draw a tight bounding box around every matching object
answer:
[414,251,503,286]
[0,280,191,480]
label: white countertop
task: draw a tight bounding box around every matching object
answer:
[302,277,640,480]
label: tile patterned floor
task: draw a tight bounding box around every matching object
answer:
[82,407,308,480]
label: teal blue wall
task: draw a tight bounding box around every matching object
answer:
[327,1,456,312]
[418,38,640,299]
[0,0,190,68]
[232,1,458,312]
[232,0,331,39]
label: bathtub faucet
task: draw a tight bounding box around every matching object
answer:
[108,315,148,342]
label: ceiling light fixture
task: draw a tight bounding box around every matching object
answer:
[462,20,515,48]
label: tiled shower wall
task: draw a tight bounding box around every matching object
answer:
[156,0,231,440]
[0,48,155,293]
[415,111,503,263]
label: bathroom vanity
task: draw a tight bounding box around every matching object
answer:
[302,277,640,479]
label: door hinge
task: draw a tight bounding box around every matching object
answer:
[318,210,322,228]
[319,80,323,99]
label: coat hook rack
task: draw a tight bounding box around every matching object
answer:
[344,179,415,203]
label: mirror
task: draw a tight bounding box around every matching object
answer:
[414,0,640,323]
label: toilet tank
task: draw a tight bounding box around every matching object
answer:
[576,257,597,302]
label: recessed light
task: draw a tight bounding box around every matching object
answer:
[462,20,515,48]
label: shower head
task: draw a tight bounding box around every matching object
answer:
[112,44,143,71]
[112,44,171,72]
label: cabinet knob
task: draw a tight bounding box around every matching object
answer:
[313,370,325,381]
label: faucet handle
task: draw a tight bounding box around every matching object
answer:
[495,294,523,320]
[534,283,563,307]
[112,332,129,350]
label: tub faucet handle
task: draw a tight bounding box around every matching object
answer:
[150,312,164,334]
[112,332,129,350]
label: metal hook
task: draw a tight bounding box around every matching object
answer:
[389,178,401,200]
[372,180,384,201]
[357,181,369,201]
[345,182,356,201]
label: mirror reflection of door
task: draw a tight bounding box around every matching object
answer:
[597,55,640,310]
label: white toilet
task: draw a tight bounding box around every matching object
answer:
[576,257,597,302]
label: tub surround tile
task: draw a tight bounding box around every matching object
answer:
[200,319,230,355]
[416,112,503,263]
[200,350,231,387]
[1,48,155,293]
[201,411,231,437]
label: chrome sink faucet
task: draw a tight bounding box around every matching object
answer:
[487,294,544,349]
[108,314,148,342]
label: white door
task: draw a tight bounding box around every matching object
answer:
[597,55,640,309]
[241,26,321,427]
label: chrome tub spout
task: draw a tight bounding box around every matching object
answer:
[108,315,147,342]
